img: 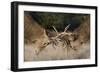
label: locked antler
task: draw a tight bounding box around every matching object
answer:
[40,24,76,51]
[52,26,58,36]
[64,24,71,32]
[52,24,72,38]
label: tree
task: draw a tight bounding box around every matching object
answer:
[25,11,89,32]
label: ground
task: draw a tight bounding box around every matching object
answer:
[24,41,90,61]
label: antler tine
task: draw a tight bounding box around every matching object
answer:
[52,26,58,36]
[64,24,71,32]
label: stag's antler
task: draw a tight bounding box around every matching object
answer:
[60,24,73,38]
[36,24,77,55]
[64,24,71,32]
[52,24,72,39]
[52,26,58,36]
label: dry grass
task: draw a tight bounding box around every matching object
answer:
[24,41,90,61]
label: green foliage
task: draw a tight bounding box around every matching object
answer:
[28,11,89,31]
